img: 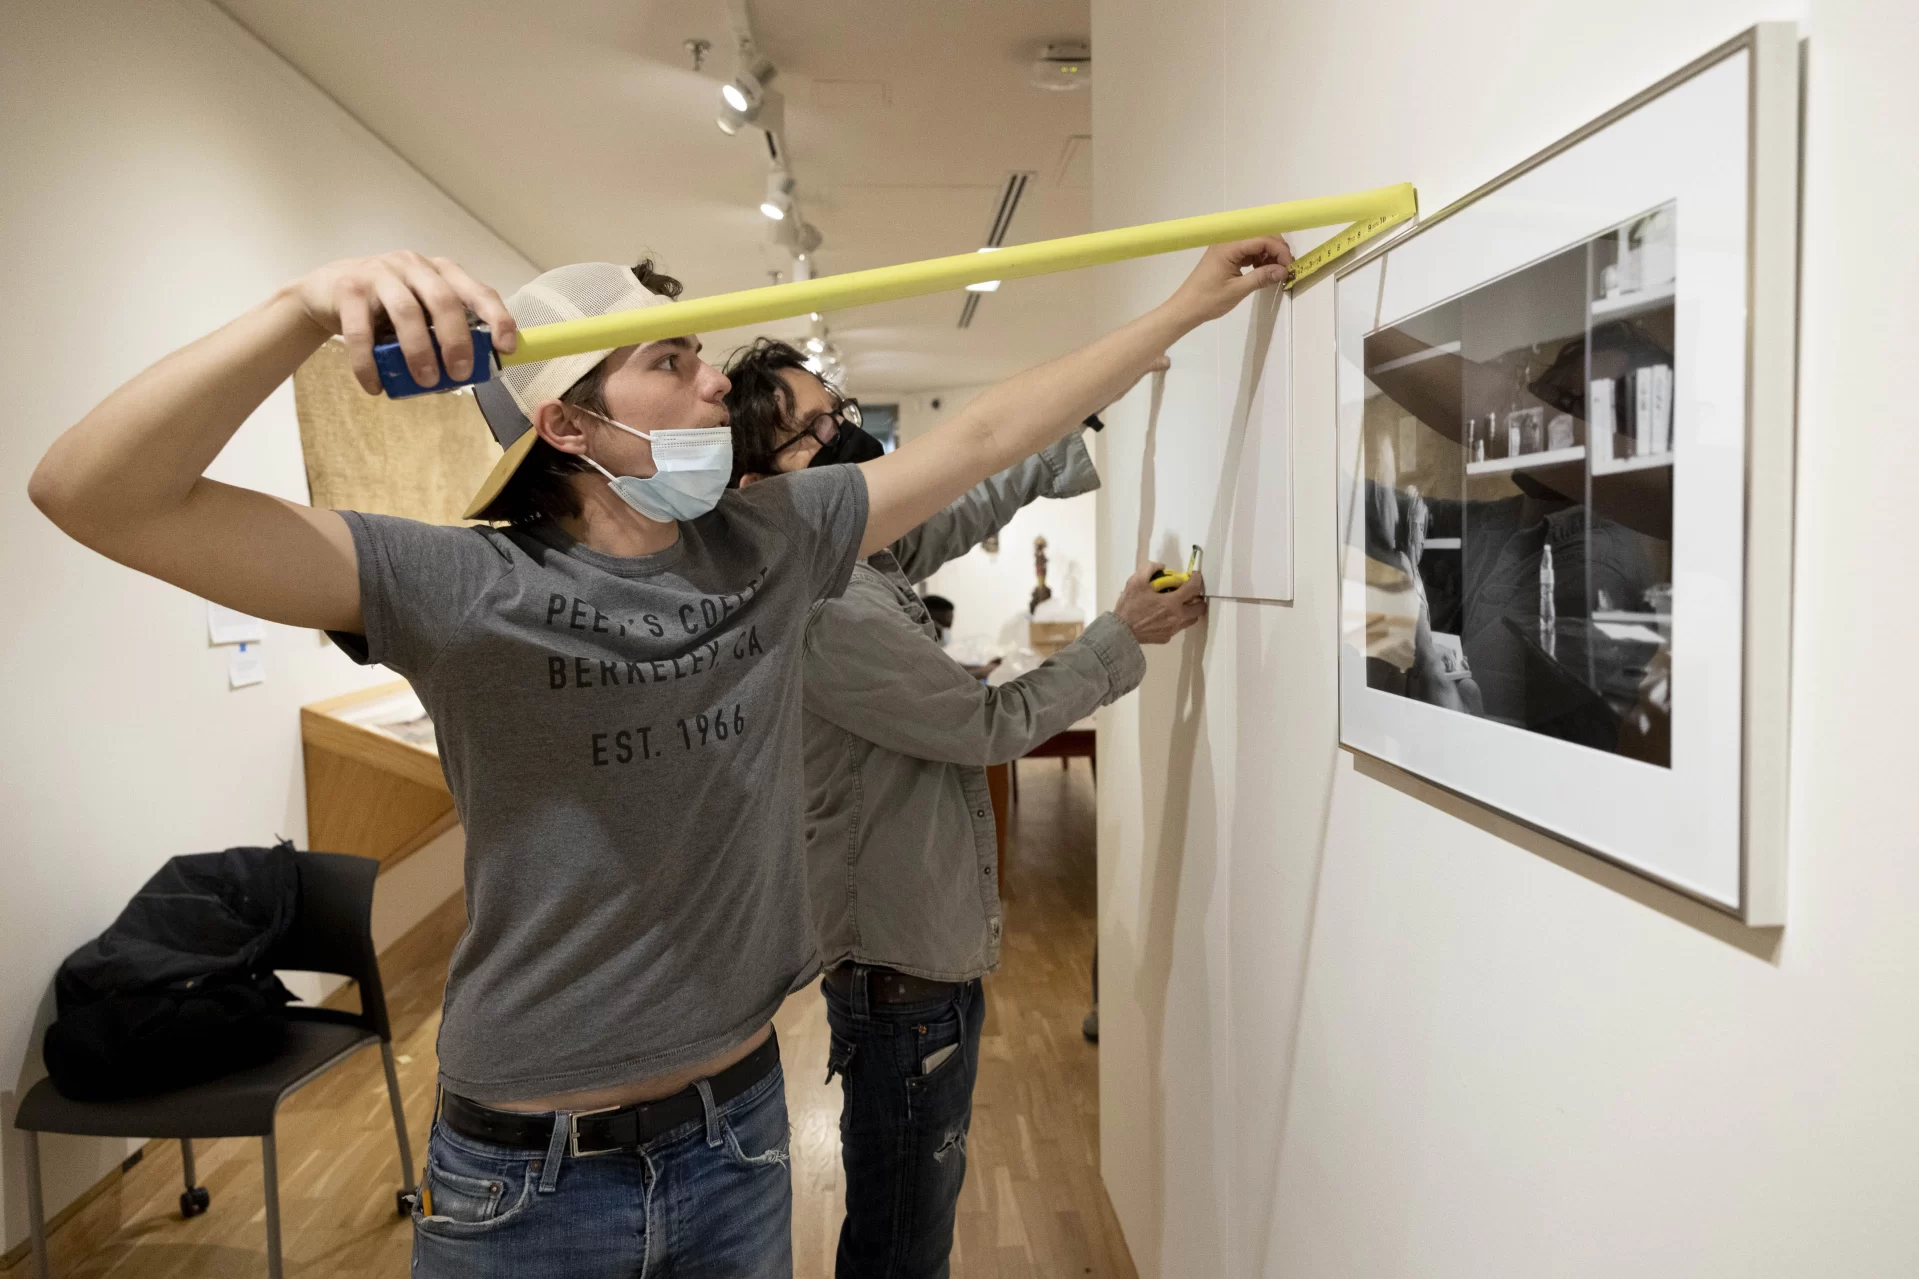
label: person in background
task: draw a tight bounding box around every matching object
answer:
[918,594,1000,679]
[726,332,1229,1277]
[922,594,956,645]
[30,234,1289,1276]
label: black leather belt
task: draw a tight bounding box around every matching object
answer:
[440,1030,779,1157]
[822,963,963,1006]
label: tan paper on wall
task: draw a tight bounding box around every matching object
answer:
[294,338,502,525]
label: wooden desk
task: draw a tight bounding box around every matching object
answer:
[301,681,455,871]
[1011,719,1096,802]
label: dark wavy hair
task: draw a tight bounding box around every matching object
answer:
[484,259,684,525]
[720,337,814,487]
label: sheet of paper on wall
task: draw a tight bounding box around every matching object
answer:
[1212,285,1295,601]
[207,601,266,646]
[228,643,266,689]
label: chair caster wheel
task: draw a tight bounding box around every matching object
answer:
[398,1189,416,1218]
[180,1186,210,1218]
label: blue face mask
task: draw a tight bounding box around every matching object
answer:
[579,410,733,523]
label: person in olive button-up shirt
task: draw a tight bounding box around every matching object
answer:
[726,338,1204,1279]
[800,428,1145,976]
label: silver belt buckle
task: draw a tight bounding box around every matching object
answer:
[566,1105,622,1158]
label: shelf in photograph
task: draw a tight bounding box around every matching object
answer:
[1367,341,1461,376]
[1465,445,1586,476]
[1589,283,1675,319]
[1594,610,1672,625]
[1591,450,1674,476]
[1422,537,1461,550]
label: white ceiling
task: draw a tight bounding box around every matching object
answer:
[213,0,1096,394]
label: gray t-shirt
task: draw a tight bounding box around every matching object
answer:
[328,467,867,1103]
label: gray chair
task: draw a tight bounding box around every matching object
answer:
[13,851,417,1279]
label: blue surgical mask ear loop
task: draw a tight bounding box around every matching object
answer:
[581,453,638,487]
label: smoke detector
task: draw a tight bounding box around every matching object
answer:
[1028,41,1090,92]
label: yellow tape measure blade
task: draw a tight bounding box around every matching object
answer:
[1285,203,1418,291]
[504,183,1417,366]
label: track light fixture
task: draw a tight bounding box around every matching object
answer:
[768,211,820,258]
[802,312,845,385]
[717,71,766,135]
[803,338,845,385]
[710,15,813,285]
[721,76,758,114]
[760,170,794,221]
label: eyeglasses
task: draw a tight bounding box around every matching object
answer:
[773,398,862,456]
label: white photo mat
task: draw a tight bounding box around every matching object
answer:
[1334,26,1798,921]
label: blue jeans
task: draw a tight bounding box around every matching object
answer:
[823,971,984,1279]
[410,1061,792,1277]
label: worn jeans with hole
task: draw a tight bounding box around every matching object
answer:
[824,971,985,1279]
[409,1061,792,1278]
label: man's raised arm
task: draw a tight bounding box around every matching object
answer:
[852,237,1290,556]
[28,252,516,633]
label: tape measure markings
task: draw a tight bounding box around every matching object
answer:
[1285,207,1416,290]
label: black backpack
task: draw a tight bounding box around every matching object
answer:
[44,841,302,1101]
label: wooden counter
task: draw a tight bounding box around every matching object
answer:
[301,681,455,871]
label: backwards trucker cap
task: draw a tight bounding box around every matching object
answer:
[463,262,672,520]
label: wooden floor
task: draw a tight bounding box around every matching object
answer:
[10,759,1133,1278]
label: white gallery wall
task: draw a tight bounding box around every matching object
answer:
[1090,0,1919,1275]
[0,0,534,1251]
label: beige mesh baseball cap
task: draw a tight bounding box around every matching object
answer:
[464,263,671,520]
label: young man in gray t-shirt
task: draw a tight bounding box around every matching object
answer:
[29,238,1288,1275]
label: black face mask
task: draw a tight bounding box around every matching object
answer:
[807,424,887,468]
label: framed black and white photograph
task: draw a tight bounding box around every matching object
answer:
[1334,24,1800,922]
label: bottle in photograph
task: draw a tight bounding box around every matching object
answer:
[1547,412,1576,452]
[1645,582,1673,643]
[1521,408,1545,455]
[1539,542,1557,655]
[1651,364,1673,454]
[1634,368,1653,456]
[1590,378,1616,464]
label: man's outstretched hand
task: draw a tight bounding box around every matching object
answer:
[1113,563,1207,645]
[1159,237,1294,328]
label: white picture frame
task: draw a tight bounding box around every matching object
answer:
[1334,24,1799,923]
